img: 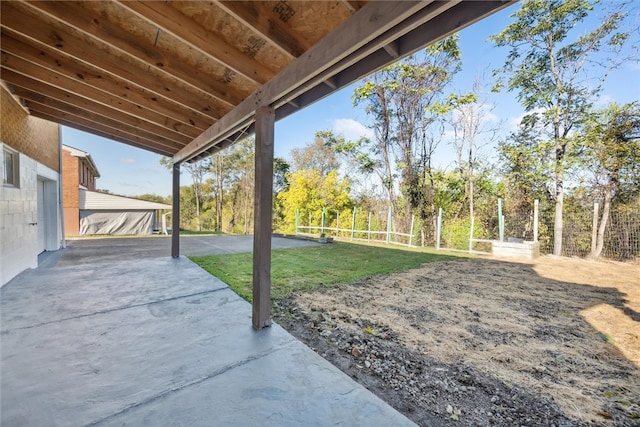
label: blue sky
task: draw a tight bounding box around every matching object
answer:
[61,2,639,198]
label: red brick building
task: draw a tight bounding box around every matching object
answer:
[61,145,100,236]
[61,145,170,236]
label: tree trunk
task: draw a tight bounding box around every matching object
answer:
[553,143,564,256]
[553,185,563,256]
[594,190,612,257]
[194,184,201,232]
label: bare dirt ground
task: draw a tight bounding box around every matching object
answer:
[274,255,640,426]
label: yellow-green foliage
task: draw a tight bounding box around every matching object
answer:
[277,169,352,234]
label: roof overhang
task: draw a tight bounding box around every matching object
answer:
[1,1,514,163]
[63,144,101,178]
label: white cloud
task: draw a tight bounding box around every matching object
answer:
[119,157,135,164]
[332,118,374,141]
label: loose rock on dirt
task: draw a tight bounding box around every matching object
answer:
[274,256,640,426]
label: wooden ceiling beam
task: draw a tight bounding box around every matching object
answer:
[1,52,212,133]
[118,1,275,85]
[277,1,513,121]
[174,1,430,163]
[4,70,197,141]
[20,94,188,149]
[25,100,185,154]
[0,19,231,120]
[15,1,248,107]
[341,1,368,14]
[1,34,219,127]
[214,1,310,59]
[32,110,176,157]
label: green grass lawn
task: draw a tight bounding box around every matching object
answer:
[190,242,466,302]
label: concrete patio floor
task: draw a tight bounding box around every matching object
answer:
[1,236,415,426]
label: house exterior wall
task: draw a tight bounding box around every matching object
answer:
[0,86,59,172]
[1,84,63,286]
[62,149,80,235]
[62,147,99,235]
[79,159,97,190]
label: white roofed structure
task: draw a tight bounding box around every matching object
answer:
[80,189,171,211]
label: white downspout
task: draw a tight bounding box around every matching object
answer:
[58,126,66,249]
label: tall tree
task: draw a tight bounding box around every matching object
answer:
[499,116,555,211]
[580,102,640,256]
[277,169,352,235]
[491,0,633,255]
[352,36,463,238]
[209,153,225,232]
[160,157,210,231]
[223,138,255,234]
[272,157,291,230]
[290,136,339,174]
[444,77,500,251]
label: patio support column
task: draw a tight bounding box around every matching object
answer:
[171,161,181,258]
[252,106,275,330]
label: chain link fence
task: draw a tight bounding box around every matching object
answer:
[438,199,639,261]
[292,201,639,261]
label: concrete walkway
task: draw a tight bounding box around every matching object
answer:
[1,236,415,426]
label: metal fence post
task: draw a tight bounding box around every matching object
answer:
[295,209,300,234]
[591,202,599,257]
[533,199,539,242]
[321,207,326,235]
[351,207,356,241]
[368,211,372,241]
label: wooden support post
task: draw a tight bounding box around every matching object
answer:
[252,106,275,330]
[295,209,300,234]
[171,162,180,258]
[368,211,372,241]
[591,202,599,257]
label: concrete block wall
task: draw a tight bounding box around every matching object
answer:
[1,83,62,285]
[1,151,39,284]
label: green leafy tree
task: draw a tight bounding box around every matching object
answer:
[160,156,210,231]
[499,116,555,212]
[491,0,633,255]
[209,153,225,232]
[134,193,169,204]
[277,169,352,234]
[290,136,339,175]
[272,157,291,230]
[437,76,500,250]
[223,138,255,234]
[351,35,463,242]
[580,102,640,256]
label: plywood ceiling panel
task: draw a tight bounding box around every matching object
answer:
[1,0,513,160]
